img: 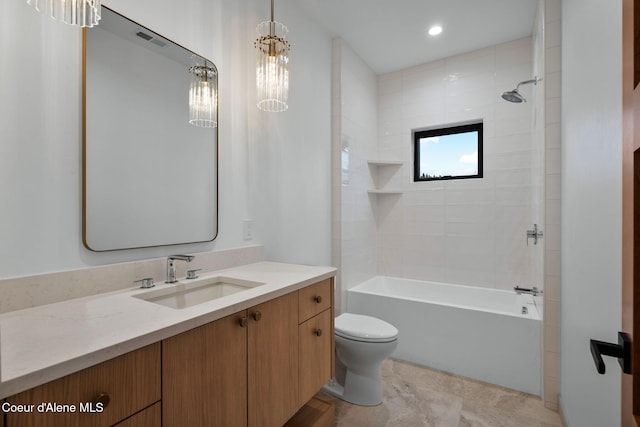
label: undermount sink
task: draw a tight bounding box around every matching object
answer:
[134,277,264,309]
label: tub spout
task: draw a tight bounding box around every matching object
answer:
[514,286,542,296]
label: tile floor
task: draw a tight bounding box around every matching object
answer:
[322,359,563,427]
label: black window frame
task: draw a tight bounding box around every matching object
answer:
[413,122,484,182]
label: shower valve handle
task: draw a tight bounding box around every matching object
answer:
[526,224,543,246]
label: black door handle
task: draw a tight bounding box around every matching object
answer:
[590,331,631,374]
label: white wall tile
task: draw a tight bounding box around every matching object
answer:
[446,268,496,288]
[545,71,561,99]
[545,173,561,199]
[545,122,561,149]
[445,47,496,77]
[334,40,379,312]
[495,151,534,170]
[496,38,534,70]
[445,204,497,223]
[545,20,561,49]
[494,169,533,187]
[445,188,495,205]
[544,0,561,24]
[340,36,542,300]
[491,133,533,153]
[545,46,561,74]
[495,116,533,137]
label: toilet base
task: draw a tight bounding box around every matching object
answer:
[322,370,384,407]
[322,378,345,401]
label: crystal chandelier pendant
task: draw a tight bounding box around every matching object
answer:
[254,1,290,112]
[189,64,218,128]
[27,0,102,28]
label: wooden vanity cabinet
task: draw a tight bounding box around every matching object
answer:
[4,277,334,427]
[4,343,161,427]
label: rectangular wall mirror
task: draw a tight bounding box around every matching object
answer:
[83,6,218,251]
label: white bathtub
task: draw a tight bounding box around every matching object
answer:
[347,276,542,395]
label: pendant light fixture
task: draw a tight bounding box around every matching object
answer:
[254,0,291,112]
[188,63,218,128]
[26,0,101,27]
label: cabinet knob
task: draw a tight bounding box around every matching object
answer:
[239,317,248,328]
[253,311,262,321]
[314,295,323,304]
[314,328,323,337]
[93,392,110,409]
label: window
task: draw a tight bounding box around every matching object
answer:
[413,122,483,182]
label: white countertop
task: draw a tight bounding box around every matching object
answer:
[0,261,336,399]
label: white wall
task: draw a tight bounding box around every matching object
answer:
[0,0,332,279]
[375,38,537,291]
[560,0,622,426]
[248,0,333,267]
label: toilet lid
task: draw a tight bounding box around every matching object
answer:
[335,313,398,343]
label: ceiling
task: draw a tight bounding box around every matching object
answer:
[299,0,539,75]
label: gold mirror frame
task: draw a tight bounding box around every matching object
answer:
[82,6,219,252]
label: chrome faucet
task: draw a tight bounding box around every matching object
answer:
[165,255,195,283]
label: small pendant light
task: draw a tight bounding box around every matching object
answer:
[188,63,218,128]
[27,0,101,28]
[254,0,291,112]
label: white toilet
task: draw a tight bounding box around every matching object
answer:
[323,313,398,406]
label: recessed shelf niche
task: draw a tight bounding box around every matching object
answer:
[367,160,403,195]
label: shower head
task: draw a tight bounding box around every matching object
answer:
[501,76,542,103]
[501,89,526,103]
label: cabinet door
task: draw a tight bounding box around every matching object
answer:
[298,310,332,406]
[113,402,160,427]
[248,292,299,427]
[5,343,160,427]
[162,312,247,427]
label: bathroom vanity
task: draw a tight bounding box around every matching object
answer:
[0,262,335,427]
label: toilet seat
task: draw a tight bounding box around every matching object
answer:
[335,313,398,343]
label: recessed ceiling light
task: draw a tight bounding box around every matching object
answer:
[428,25,443,36]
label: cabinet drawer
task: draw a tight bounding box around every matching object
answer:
[298,279,332,323]
[5,343,161,427]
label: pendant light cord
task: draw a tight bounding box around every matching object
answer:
[271,0,274,22]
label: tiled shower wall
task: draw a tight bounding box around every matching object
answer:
[375,38,537,291]
[332,39,379,313]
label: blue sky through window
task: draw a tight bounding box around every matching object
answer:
[418,131,478,178]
